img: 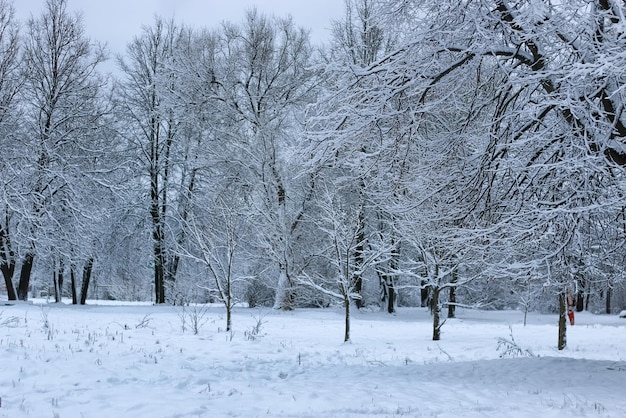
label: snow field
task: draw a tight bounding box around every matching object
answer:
[0,302,624,417]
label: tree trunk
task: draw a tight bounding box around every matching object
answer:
[271,161,295,311]
[385,235,399,314]
[79,258,93,305]
[167,255,180,284]
[432,286,441,341]
[447,287,456,319]
[575,279,585,312]
[421,280,430,308]
[53,268,59,303]
[379,271,396,314]
[273,267,293,310]
[226,267,232,332]
[605,286,612,314]
[17,253,34,301]
[70,267,77,305]
[151,149,166,304]
[1,264,16,300]
[344,294,351,342]
[226,302,232,332]
[59,259,65,298]
[386,280,395,314]
[558,291,567,350]
[448,268,458,319]
[0,223,16,300]
[353,201,365,309]
[53,260,64,303]
[152,223,166,304]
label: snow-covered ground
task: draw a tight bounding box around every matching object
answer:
[1,300,624,417]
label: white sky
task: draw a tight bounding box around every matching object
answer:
[14,0,344,58]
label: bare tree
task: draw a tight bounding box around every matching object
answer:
[17,0,107,301]
[117,18,191,304]
[0,0,23,301]
[182,196,248,332]
[214,10,317,310]
[375,0,626,347]
[320,0,400,310]
[299,183,389,342]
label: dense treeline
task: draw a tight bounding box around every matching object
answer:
[1,0,626,346]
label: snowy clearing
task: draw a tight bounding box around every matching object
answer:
[1,301,625,417]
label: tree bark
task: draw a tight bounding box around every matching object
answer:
[53,268,59,303]
[379,271,396,314]
[17,253,34,301]
[344,294,351,342]
[353,197,365,309]
[575,279,585,312]
[385,235,399,314]
[150,123,166,304]
[273,267,294,310]
[79,258,93,305]
[386,280,395,314]
[154,249,165,304]
[59,260,64,301]
[226,262,232,332]
[54,260,64,303]
[448,268,458,319]
[271,161,295,311]
[558,292,567,350]
[421,280,430,308]
[605,286,612,314]
[1,261,16,301]
[151,188,166,304]
[432,286,441,341]
[0,222,16,300]
[70,267,77,305]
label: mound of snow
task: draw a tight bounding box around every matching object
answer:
[619,310,626,318]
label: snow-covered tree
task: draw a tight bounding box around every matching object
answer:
[183,195,248,332]
[17,0,108,301]
[116,17,195,304]
[305,0,626,345]
[313,0,400,311]
[0,0,22,301]
[299,182,389,341]
[381,0,626,346]
[212,10,318,310]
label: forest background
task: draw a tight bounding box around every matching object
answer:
[1,0,626,347]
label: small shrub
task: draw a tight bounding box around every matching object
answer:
[244,312,267,341]
[135,313,153,329]
[496,324,535,358]
[0,309,20,327]
[179,304,210,335]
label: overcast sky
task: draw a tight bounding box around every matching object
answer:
[14,0,343,64]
